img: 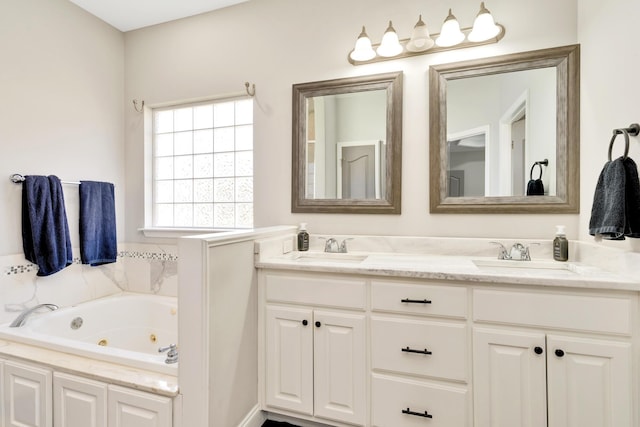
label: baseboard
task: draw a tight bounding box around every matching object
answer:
[238,404,267,427]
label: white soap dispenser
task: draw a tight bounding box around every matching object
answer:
[553,225,568,261]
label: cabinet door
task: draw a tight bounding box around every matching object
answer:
[265,305,313,415]
[314,310,366,426]
[473,328,547,427]
[547,335,632,427]
[3,360,52,427]
[54,372,107,427]
[108,385,172,427]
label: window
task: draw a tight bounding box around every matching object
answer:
[151,98,253,229]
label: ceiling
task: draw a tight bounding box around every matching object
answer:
[69,0,249,32]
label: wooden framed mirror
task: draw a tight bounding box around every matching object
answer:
[292,72,403,214]
[429,44,580,213]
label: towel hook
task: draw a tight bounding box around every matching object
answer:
[608,128,630,161]
[244,82,255,97]
[132,99,145,113]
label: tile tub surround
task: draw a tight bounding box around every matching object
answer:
[0,243,178,324]
[255,234,640,290]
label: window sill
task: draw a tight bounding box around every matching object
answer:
[139,227,236,239]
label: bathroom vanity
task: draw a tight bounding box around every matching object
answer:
[255,236,639,427]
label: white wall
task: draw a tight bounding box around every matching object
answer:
[124,0,580,242]
[9,0,634,251]
[577,0,640,251]
[0,0,125,256]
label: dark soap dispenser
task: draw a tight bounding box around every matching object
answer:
[553,225,568,261]
[297,223,309,251]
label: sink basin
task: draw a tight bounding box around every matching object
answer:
[284,252,368,264]
[472,258,576,275]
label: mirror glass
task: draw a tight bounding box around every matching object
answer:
[292,72,403,214]
[430,44,580,213]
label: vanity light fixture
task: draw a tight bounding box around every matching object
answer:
[376,21,403,57]
[406,15,434,52]
[348,2,505,65]
[349,26,376,61]
[435,9,465,47]
[468,2,501,42]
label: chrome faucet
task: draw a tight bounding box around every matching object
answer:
[159,344,178,364]
[323,237,353,253]
[9,303,59,327]
[324,238,340,253]
[490,242,532,261]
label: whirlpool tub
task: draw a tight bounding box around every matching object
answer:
[0,293,178,375]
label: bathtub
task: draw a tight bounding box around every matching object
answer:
[0,293,178,375]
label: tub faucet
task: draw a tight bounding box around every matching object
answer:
[9,303,59,327]
[159,344,178,364]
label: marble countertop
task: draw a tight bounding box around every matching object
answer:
[0,339,178,397]
[256,251,640,292]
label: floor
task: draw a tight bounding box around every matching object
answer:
[261,422,299,427]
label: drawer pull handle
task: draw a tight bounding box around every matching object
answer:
[402,407,433,419]
[302,320,308,326]
[555,349,565,357]
[401,298,432,304]
[402,346,432,355]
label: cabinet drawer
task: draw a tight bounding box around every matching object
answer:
[265,273,366,309]
[372,374,468,427]
[371,280,467,318]
[371,317,467,381]
[474,289,633,335]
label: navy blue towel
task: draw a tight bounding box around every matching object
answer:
[22,175,73,276]
[79,181,117,266]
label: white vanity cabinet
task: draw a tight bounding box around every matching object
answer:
[3,359,52,427]
[257,262,639,427]
[261,272,367,426]
[370,280,470,427]
[473,288,635,427]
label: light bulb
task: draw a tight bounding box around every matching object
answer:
[435,9,465,47]
[406,15,434,52]
[468,2,501,42]
[349,26,376,61]
[376,21,403,57]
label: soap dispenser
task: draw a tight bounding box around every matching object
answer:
[553,225,568,261]
[297,223,309,251]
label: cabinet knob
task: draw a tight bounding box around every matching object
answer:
[534,346,544,355]
[302,320,308,326]
[555,349,565,357]
[315,321,321,327]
